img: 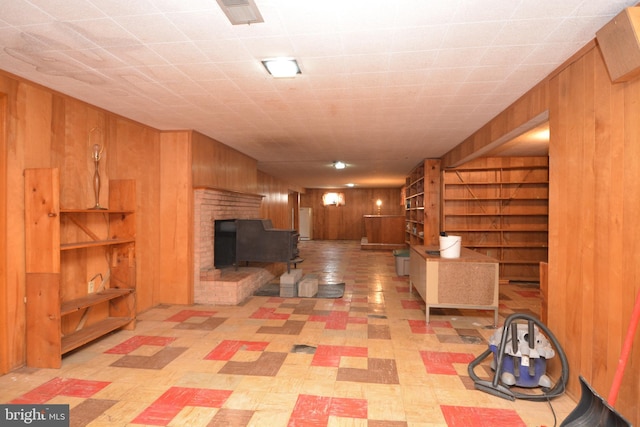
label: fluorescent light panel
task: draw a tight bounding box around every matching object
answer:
[216,0,264,25]
[262,58,301,78]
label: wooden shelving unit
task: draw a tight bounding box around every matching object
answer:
[404,159,441,246]
[441,157,548,282]
[24,168,136,368]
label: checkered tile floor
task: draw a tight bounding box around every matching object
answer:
[0,240,576,426]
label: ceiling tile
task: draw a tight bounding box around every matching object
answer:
[1,0,637,188]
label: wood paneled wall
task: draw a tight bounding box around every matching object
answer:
[0,73,165,371]
[192,130,258,194]
[441,80,548,168]
[0,71,294,373]
[158,131,193,305]
[257,170,297,230]
[548,43,640,423]
[301,188,403,240]
[441,40,640,424]
[0,93,8,374]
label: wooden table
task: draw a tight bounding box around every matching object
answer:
[409,245,499,326]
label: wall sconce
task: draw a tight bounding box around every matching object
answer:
[376,199,382,214]
[322,192,345,206]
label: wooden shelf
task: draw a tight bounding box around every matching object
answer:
[465,243,548,248]
[61,208,134,214]
[61,317,134,354]
[500,260,542,264]
[443,181,548,185]
[441,157,548,282]
[446,162,548,171]
[24,168,137,368]
[61,238,135,251]
[404,159,440,246]
[61,289,134,316]
[442,213,548,216]
[444,197,547,201]
[445,227,548,232]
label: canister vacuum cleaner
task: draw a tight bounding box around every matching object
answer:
[468,313,569,402]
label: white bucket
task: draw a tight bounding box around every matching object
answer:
[439,235,462,258]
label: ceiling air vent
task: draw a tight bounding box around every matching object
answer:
[216,0,264,25]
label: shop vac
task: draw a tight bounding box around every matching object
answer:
[469,311,634,426]
[468,313,569,402]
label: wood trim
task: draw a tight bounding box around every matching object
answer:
[193,186,265,199]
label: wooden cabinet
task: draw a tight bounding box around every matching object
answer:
[404,159,440,246]
[361,215,406,250]
[24,168,136,368]
[409,245,499,325]
[441,157,548,282]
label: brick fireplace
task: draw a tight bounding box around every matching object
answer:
[193,188,274,305]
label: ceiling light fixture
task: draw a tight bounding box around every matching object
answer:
[216,0,264,25]
[333,161,346,170]
[262,58,301,78]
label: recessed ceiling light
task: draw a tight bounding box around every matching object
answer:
[346,183,355,187]
[333,161,346,170]
[262,58,301,78]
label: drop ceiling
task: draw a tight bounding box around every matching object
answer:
[0,0,635,188]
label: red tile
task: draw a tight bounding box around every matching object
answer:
[10,378,110,404]
[287,395,332,426]
[61,379,111,398]
[133,402,182,426]
[326,311,350,329]
[190,388,234,407]
[292,394,331,415]
[204,340,269,360]
[339,346,368,357]
[158,387,200,406]
[133,387,232,425]
[408,319,451,334]
[288,394,367,426]
[401,300,423,309]
[420,351,475,375]
[441,405,526,427]
[311,345,367,367]
[329,396,368,418]
[408,319,434,334]
[250,307,290,320]
[308,314,328,323]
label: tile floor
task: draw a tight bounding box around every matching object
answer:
[0,240,577,426]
